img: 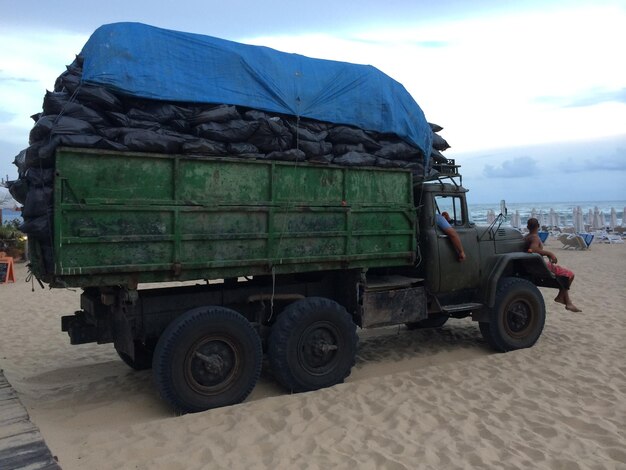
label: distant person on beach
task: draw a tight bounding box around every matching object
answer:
[436,212,466,262]
[524,217,581,312]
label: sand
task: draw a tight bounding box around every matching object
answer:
[0,242,625,469]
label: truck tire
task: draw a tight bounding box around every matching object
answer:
[479,277,545,352]
[405,314,449,330]
[152,306,262,414]
[115,340,154,371]
[268,297,357,393]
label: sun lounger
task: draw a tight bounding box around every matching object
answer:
[558,233,591,250]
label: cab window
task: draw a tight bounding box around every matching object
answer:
[435,196,464,226]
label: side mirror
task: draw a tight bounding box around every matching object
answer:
[500,199,507,216]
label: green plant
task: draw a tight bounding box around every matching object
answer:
[0,220,26,259]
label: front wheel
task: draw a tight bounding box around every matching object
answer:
[479,277,546,352]
[152,306,262,414]
[268,297,357,393]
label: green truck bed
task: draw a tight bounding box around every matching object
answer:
[33,147,416,288]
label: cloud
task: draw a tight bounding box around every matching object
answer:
[562,147,626,173]
[483,156,538,178]
[0,73,38,83]
[535,88,626,108]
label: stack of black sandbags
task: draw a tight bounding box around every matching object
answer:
[8,56,451,274]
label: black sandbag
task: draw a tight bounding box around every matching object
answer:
[429,122,444,132]
[375,141,421,161]
[181,138,228,155]
[263,149,306,162]
[31,115,96,140]
[25,167,55,186]
[42,90,71,115]
[248,118,293,152]
[194,120,259,142]
[39,239,55,275]
[375,157,410,168]
[127,102,190,124]
[31,134,123,167]
[332,151,377,167]
[243,109,270,121]
[332,143,366,154]
[121,129,184,153]
[298,140,333,157]
[107,112,160,130]
[7,178,28,205]
[227,142,259,154]
[169,119,192,133]
[22,186,54,218]
[432,132,450,151]
[299,120,331,133]
[189,105,240,125]
[19,212,52,239]
[285,121,328,142]
[12,150,27,176]
[54,102,110,127]
[308,154,333,164]
[54,67,81,93]
[76,85,123,111]
[328,126,381,150]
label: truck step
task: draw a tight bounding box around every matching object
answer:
[441,302,483,314]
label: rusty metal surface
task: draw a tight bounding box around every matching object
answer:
[39,148,417,287]
[360,285,427,328]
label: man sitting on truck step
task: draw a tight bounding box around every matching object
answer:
[524,217,581,312]
[436,213,466,262]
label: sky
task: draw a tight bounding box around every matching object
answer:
[1,0,625,204]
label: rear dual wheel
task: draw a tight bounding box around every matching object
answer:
[153,306,262,414]
[268,297,358,393]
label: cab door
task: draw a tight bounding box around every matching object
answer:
[434,195,480,293]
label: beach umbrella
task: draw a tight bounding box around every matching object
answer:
[623,207,626,227]
[0,188,17,209]
[513,210,521,228]
[593,207,603,230]
[609,207,617,230]
[531,208,537,221]
[549,208,558,227]
[587,209,594,226]
[573,206,584,233]
[487,209,496,225]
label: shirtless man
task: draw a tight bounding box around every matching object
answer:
[524,217,581,312]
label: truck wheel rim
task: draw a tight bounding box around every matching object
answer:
[297,321,341,376]
[504,299,534,338]
[185,335,240,395]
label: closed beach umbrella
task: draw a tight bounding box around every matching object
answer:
[574,206,584,233]
[549,208,558,227]
[609,207,617,230]
[487,209,496,225]
[623,207,626,227]
[531,208,537,221]
[593,207,603,230]
[587,209,594,226]
[514,210,521,228]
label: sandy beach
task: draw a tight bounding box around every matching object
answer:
[1,241,625,469]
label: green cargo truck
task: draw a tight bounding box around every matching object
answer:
[41,147,560,413]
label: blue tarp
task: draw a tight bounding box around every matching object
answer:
[80,22,432,158]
